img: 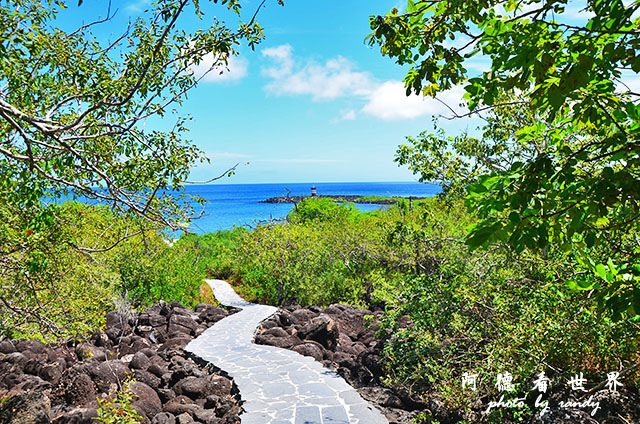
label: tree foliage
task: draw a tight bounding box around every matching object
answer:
[1,0,274,228]
[0,0,280,335]
[369,0,640,318]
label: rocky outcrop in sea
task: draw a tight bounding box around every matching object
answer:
[260,195,425,205]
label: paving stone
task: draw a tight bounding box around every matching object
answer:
[262,382,297,398]
[348,403,388,424]
[302,396,342,406]
[240,411,271,424]
[339,390,364,405]
[295,405,321,424]
[298,382,338,398]
[322,405,350,424]
[290,369,321,385]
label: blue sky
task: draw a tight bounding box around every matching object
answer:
[58,0,632,184]
[57,0,480,183]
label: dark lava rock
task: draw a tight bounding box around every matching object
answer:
[152,412,176,424]
[0,391,51,424]
[148,362,170,378]
[85,360,131,392]
[140,312,168,328]
[134,369,162,389]
[163,395,199,416]
[130,381,163,419]
[168,314,198,336]
[15,339,45,354]
[52,407,98,424]
[3,352,27,366]
[157,388,176,404]
[38,360,65,384]
[105,311,129,330]
[175,412,195,424]
[130,351,151,370]
[197,305,228,324]
[298,314,339,350]
[290,308,317,324]
[0,340,16,354]
[75,343,105,362]
[193,408,219,424]
[174,376,211,399]
[207,375,233,398]
[358,386,405,409]
[12,375,52,392]
[159,336,192,352]
[254,327,302,349]
[57,367,97,406]
[0,300,242,424]
[292,342,324,361]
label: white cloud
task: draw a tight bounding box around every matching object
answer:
[262,45,295,78]
[208,152,252,159]
[340,109,357,121]
[261,45,374,101]
[330,109,357,124]
[125,0,151,13]
[256,158,343,164]
[362,81,466,121]
[260,45,467,121]
[191,54,248,83]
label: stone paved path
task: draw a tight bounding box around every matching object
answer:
[185,279,388,424]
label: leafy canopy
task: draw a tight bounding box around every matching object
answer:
[369,0,640,319]
[0,0,277,229]
[0,0,280,336]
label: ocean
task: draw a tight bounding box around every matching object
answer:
[183,181,440,234]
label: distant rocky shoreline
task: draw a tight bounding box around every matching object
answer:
[261,195,426,205]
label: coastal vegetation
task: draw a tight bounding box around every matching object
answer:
[262,194,427,205]
[188,198,640,418]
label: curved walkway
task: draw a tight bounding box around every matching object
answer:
[185,279,388,424]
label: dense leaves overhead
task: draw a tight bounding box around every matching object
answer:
[369,0,640,319]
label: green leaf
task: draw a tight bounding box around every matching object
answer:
[633,285,640,316]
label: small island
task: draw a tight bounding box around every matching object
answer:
[261,194,427,205]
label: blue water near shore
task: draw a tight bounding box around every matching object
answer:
[184,181,440,234]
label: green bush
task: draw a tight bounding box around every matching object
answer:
[0,200,239,340]
[287,197,361,223]
[96,376,144,424]
[370,200,640,412]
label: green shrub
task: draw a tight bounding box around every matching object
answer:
[96,377,144,424]
[287,197,361,223]
[370,201,640,411]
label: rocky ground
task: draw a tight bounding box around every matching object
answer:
[0,301,242,424]
[2,299,638,424]
[254,304,640,424]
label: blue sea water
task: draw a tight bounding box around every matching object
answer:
[183,181,440,234]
